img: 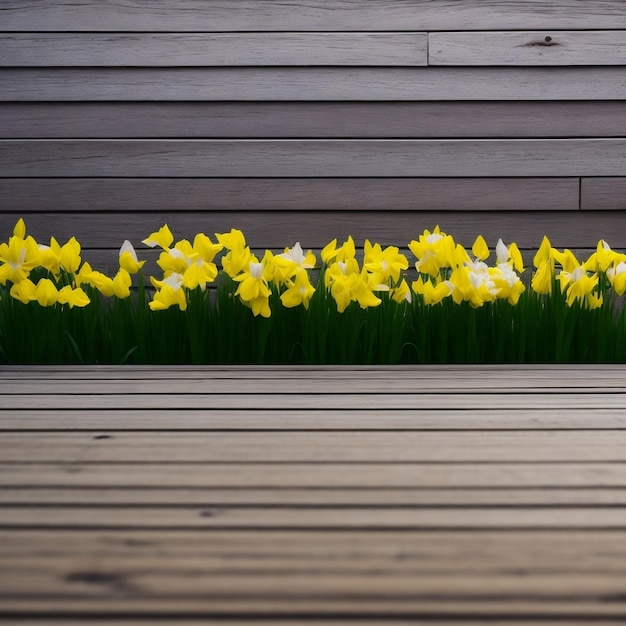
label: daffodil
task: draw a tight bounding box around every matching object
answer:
[321,236,356,265]
[233,251,273,317]
[0,225,40,285]
[531,236,555,295]
[280,267,316,309]
[412,276,452,305]
[390,278,412,304]
[363,240,409,285]
[217,229,251,278]
[408,227,457,277]
[471,235,490,262]
[119,240,145,274]
[143,224,174,249]
[274,243,316,281]
[149,273,187,311]
[607,261,626,296]
[57,285,90,308]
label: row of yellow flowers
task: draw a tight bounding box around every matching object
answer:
[2,218,626,316]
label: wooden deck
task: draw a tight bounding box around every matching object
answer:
[2,365,626,624]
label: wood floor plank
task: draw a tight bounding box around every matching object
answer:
[2,407,625,431]
[1,462,624,488]
[2,487,626,506]
[2,364,625,621]
[4,431,626,463]
[3,392,626,410]
[4,505,626,529]
[4,378,626,394]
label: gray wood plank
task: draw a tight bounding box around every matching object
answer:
[3,211,623,249]
[581,177,626,210]
[2,1,625,31]
[6,393,626,411]
[2,139,625,177]
[4,504,626,529]
[0,33,427,67]
[4,68,626,101]
[4,102,625,139]
[2,462,624,488]
[0,177,579,212]
[7,378,626,395]
[1,408,625,430]
[430,31,626,66]
[4,487,626,506]
[4,431,626,462]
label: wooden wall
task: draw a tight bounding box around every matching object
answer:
[1,0,626,270]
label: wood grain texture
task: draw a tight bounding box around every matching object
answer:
[0,178,579,212]
[0,33,427,67]
[3,139,625,177]
[4,67,626,101]
[5,431,626,461]
[3,461,626,488]
[581,178,626,211]
[4,102,625,139]
[430,31,626,66]
[2,1,625,31]
[2,211,622,249]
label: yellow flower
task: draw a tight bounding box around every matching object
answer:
[233,251,273,317]
[156,237,219,291]
[321,236,356,264]
[58,237,81,274]
[408,227,457,277]
[9,278,37,304]
[0,231,40,285]
[495,239,524,272]
[57,285,90,308]
[112,268,132,299]
[143,224,174,249]
[471,235,489,261]
[363,240,409,285]
[119,240,145,274]
[34,278,58,307]
[607,261,626,296]
[280,267,316,309]
[274,243,316,282]
[531,236,555,295]
[217,230,252,279]
[390,278,412,304]
[412,276,452,305]
[149,273,187,311]
[559,265,600,308]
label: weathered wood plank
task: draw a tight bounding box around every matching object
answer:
[0,597,624,619]
[4,68,626,101]
[3,103,625,139]
[3,505,626,529]
[2,408,626,431]
[2,139,625,177]
[4,431,626,462]
[0,178,579,212]
[0,33,427,67]
[6,378,626,394]
[3,393,626,411]
[3,1,625,31]
[1,462,623,488]
[3,487,626,506]
[430,31,626,66]
[3,211,623,249]
[581,177,626,211]
[2,529,623,559]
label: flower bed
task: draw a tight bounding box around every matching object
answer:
[1,219,625,364]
